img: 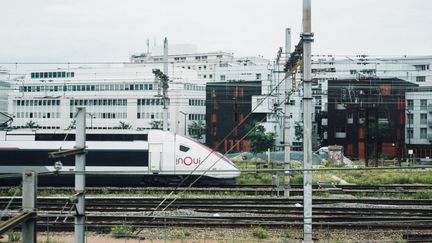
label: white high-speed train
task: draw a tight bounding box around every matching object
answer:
[0,129,240,186]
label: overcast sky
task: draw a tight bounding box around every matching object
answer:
[1,0,431,63]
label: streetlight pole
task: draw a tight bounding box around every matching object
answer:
[179,111,187,136]
[87,113,95,129]
[406,109,412,163]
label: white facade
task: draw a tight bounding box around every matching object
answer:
[130,49,234,83]
[405,90,432,145]
[0,68,10,125]
[311,56,432,86]
[131,46,271,84]
[8,65,206,137]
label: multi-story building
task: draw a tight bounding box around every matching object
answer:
[325,78,417,161]
[8,65,206,137]
[130,45,233,83]
[252,54,432,154]
[312,56,432,86]
[205,81,265,152]
[0,68,11,126]
[130,44,271,83]
[405,88,432,158]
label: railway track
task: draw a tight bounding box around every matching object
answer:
[1,184,431,196]
[2,197,432,230]
[2,197,432,209]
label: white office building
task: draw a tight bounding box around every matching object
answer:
[8,64,206,137]
[405,90,432,145]
[0,68,11,125]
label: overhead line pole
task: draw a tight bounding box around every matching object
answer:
[163,37,169,132]
[22,171,37,243]
[302,0,314,242]
[75,107,86,243]
[284,28,292,198]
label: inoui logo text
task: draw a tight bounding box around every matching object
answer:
[176,156,202,166]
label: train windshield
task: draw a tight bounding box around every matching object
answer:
[179,145,190,152]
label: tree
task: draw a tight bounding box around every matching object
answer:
[294,121,304,143]
[188,120,206,140]
[25,120,39,129]
[115,121,132,129]
[246,124,276,155]
[150,120,163,130]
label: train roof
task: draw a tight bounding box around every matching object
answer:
[1,128,151,135]
[0,129,154,141]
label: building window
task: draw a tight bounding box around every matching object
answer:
[416,76,426,82]
[335,127,346,138]
[220,75,225,81]
[420,128,427,139]
[407,100,413,110]
[256,73,262,80]
[420,113,427,125]
[407,113,413,124]
[407,128,414,139]
[420,99,427,110]
[347,113,354,124]
[414,64,430,71]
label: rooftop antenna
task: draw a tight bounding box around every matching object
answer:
[146,38,150,54]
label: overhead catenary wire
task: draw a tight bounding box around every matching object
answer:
[144,59,303,220]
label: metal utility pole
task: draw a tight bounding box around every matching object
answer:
[285,28,292,56]
[163,37,169,131]
[302,0,314,242]
[284,28,292,198]
[152,69,170,131]
[22,171,37,243]
[75,107,86,243]
[180,111,187,136]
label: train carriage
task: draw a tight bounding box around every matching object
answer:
[0,129,240,186]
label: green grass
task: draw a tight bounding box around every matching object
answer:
[413,190,432,199]
[335,169,432,185]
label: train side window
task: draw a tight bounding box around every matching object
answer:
[179,145,190,152]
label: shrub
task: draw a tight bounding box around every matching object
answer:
[101,188,109,195]
[183,230,191,237]
[7,187,21,196]
[8,231,21,242]
[252,226,269,239]
[111,224,134,238]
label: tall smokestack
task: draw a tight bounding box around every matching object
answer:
[285,28,291,58]
[163,37,168,75]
